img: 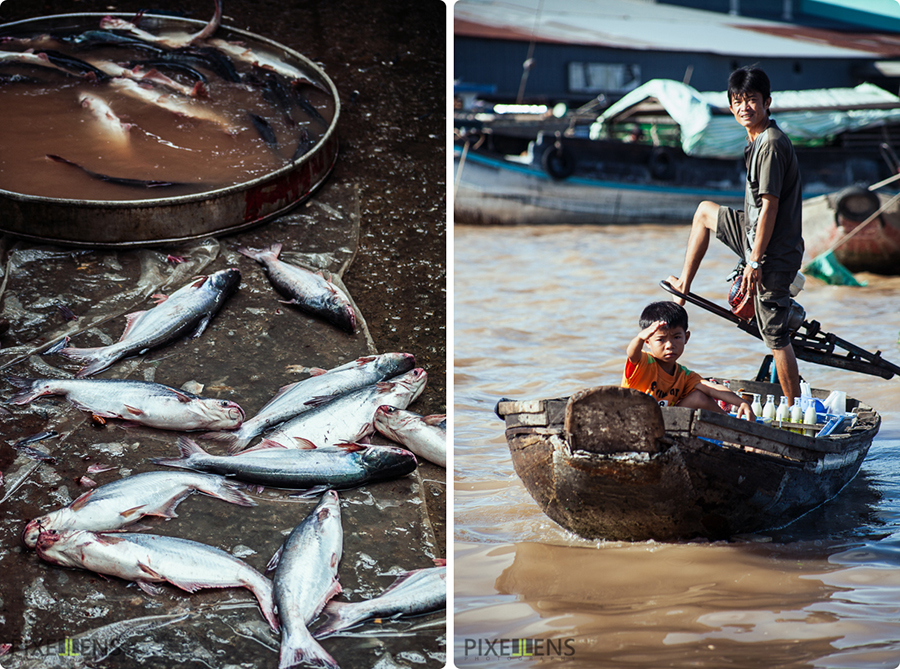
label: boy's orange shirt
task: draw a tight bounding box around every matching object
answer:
[622,351,703,407]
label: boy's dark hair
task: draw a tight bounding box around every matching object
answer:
[639,301,689,331]
[727,66,771,105]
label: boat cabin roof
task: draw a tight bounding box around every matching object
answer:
[589,79,900,159]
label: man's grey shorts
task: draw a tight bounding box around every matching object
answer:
[716,206,796,350]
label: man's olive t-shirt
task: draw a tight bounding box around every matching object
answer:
[743,120,804,273]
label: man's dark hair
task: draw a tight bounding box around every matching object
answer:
[639,301,689,331]
[727,66,771,105]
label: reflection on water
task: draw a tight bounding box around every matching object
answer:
[454,224,900,668]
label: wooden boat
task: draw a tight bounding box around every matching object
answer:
[802,187,900,275]
[455,79,900,227]
[453,149,744,226]
[495,382,881,541]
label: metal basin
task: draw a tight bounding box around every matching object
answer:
[0,13,339,247]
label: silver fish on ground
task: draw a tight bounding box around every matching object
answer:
[153,437,417,494]
[36,528,279,632]
[21,470,255,548]
[238,243,356,333]
[59,268,240,378]
[373,406,447,468]
[203,353,416,452]
[7,376,244,431]
[313,559,447,639]
[250,368,427,452]
[271,490,343,669]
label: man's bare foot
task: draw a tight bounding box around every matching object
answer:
[665,275,688,305]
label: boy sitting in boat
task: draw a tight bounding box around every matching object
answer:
[623,301,755,419]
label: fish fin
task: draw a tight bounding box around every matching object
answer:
[188,314,213,339]
[124,404,145,416]
[135,579,164,596]
[291,437,317,450]
[236,245,262,261]
[266,544,283,572]
[423,414,447,426]
[68,488,95,511]
[148,492,189,518]
[288,485,329,500]
[190,80,208,98]
[94,533,128,545]
[310,601,351,639]
[170,388,194,403]
[267,242,283,258]
[268,381,300,402]
[120,504,148,518]
[57,346,117,378]
[120,310,151,338]
[202,480,256,507]
[198,430,243,451]
[433,558,447,566]
[149,294,168,304]
[43,337,70,355]
[354,355,377,366]
[6,376,41,404]
[303,394,339,408]
[336,442,366,453]
[307,367,328,376]
[237,439,289,454]
[189,275,210,289]
[138,560,202,593]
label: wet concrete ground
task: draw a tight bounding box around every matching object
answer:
[0,0,445,666]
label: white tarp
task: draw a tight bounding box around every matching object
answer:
[589,79,900,159]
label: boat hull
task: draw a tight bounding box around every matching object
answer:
[498,383,880,541]
[454,152,743,226]
[803,191,900,275]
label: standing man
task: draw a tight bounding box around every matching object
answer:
[667,66,803,402]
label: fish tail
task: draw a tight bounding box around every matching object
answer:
[310,601,351,639]
[279,630,339,669]
[151,436,208,468]
[5,375,41,404]
[58,346,116,378]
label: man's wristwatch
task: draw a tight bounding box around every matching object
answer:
[748,260,760,269]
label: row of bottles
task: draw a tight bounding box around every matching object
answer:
[749,393,818,434]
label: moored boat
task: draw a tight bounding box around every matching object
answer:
[495,383,880,541]
[802,186,900,275]
[455,79,900,226]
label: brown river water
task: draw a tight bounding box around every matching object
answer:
[454,223,900,668]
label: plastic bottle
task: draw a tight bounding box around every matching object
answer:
[751,393,762,417]
[790,397,803,433]
[762,394,776,422]
[776,396,789,425]
[803,402,818,436]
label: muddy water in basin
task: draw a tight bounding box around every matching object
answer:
[455,223,900,668]
[0,34,334,200]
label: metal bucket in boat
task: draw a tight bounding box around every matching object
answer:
[0,13,340,247]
